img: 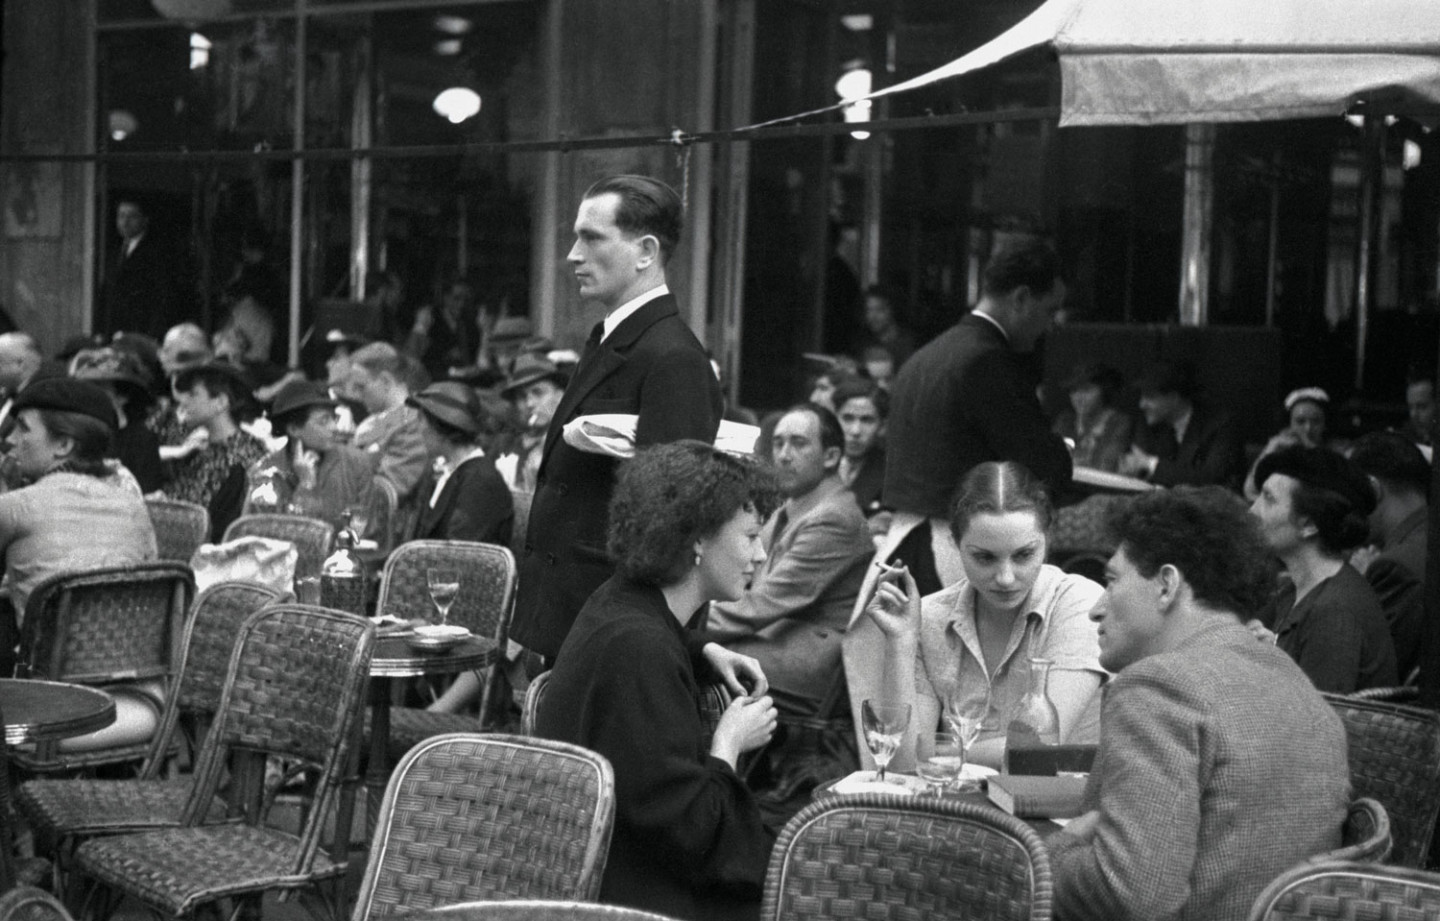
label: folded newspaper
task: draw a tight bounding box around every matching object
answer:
[562,414,761,458]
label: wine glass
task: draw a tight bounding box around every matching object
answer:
[915,732,964,795]
[944,685,992,776]
[860,700,911,785]
[426,568,460,626]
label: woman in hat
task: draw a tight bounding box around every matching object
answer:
[1052,362,1134,472]
[0,379,157,681]
[406,381,513,545]
[1250,445,1397,693]
[164,362,267,541]
[1244,386,1333,500]
[70,346,165,493]
[249,379,378,525]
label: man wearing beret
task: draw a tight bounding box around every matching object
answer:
[250,379,378,526]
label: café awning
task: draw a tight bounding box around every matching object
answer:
[871,0,1440,125]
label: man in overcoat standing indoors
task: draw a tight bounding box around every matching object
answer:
[509,175,723,662]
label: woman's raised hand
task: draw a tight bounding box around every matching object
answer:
[711,694,778,768]
[865,562,921,640]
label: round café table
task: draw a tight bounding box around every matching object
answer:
[362,633,498,835]
[0,678,116,746]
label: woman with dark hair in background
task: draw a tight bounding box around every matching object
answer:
[163,361,267,541]
[1052,362,1133,473]
[537,441,780,921]
[405,381,512,545]
[1250,445,1397,693]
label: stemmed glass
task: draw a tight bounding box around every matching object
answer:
[860,700,911,785]
[426,568,460,626]
[944,685,992,779]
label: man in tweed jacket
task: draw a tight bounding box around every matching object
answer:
[1051,487,1350,921]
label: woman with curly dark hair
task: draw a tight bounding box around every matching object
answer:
[536,441,782,921]
[1250,445,1397,693]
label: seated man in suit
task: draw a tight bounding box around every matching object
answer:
[1050,486,1350,921]
[1120,360,1245,488]
[706,403,873,719]
[1349,431,1430,681]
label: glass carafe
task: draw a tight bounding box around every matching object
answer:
[1006,656,1061,756]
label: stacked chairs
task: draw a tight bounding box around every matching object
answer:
[144,499,210,565]
[376,542,516,759]
[223,513,336,586]
[17,582,284,881]
[15,562,195,774]
[71,604,375,920]
[762,794,1052,921]
[1247,861,1440,921]
[351,734,615,921]
[1324,693,1440,867]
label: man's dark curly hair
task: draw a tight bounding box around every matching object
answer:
[608,441,780,587]
[1254,445,1375,556]
[1105,486,1274,619]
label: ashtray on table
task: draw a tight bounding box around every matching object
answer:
[406,624,471,653]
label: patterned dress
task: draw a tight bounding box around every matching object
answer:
[165,431,267,541]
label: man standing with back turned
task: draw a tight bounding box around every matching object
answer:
[881,237,1073,595]
[510,175,723,661]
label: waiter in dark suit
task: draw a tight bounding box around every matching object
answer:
[509,175,723,661]
[880,237,1073,595]
[100,197,187,340]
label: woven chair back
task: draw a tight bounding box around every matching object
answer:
[18,562,195,685]
[351,733,616,921]
[0,887,77,921]
[181,604,374,843]
[762,794,1053,921]
[376,541,516,641]
[508,489,532,560]
[412,900,683,921]
[1246,860,1440,921]
[223,513,336,584]
[145,498,210,564]
[137,580,285,777]
[1324,694,1440,867]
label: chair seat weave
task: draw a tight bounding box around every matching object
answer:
[17,778,222,838]
[74,824,343,916]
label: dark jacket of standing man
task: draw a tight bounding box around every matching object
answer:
[883,238,1073,521]
[509,175,723,659]
[100,198,188,340]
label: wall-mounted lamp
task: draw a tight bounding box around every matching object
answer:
[433,87,482,124]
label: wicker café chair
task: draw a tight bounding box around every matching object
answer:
[223,513,336,585]
[762,794,1052,921]
[370,476,399,554]
[413,901,683,921]
[377,542,517,758]
[17,582,284,864]
[520,671,552,736]
[1324,693,1440,867]
[350,734,616,921]
[14,562,195,774]
[1302,798,1392,866]
[145,498,211,565]
[72,604,376,920]
[0,887,78,921]
[0,704,51,892]
[1246,860,1440,921]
